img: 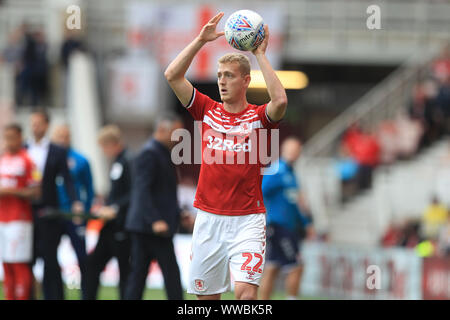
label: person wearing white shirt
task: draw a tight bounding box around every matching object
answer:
[27,109,83,300]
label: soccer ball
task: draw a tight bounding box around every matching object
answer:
[224,10,265,51]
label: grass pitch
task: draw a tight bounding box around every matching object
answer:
[0,282,299,300]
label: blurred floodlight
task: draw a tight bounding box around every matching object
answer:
[249,70,308,89]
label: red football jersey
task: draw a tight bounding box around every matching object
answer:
[186,88,279,216]
[0,149,40,222]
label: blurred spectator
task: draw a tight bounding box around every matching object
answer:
[260,137,316,300]
[125,115,185,300]
[0,124,41,300]
[381,220,422,248]
[431,44,450,85]
[60,30,85,70]
[27,109,82,300]
[31,29,49,106]
[394,113,423,159]
[421,196,448,240]
[342,124,380,190]
[85,125,132,300]
[1,26,24,70]
[399,220,422,248]
[381,219,422,249]
[15,25,49,107]
[437,213,450,257]
[409,82,426,121]
[375,120,398,164]
[334,144,359,203]
[381,222,404,247]
[1,24,26,106]
[374,114,423,164]
[60,30,85,107]
[423,79,445,145]
[52,124,95,298]
[16,24,35,106]
[410,57,449,148]
[435,76,450,135]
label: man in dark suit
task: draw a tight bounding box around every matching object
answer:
[84,125,132,300]
[125,114,191,300]
[27,109,82,300]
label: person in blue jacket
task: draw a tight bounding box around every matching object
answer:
[260,137,315,300]
[52,124,94,298]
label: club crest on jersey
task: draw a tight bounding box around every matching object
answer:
[239,122,252,135]
[246,270,256,280]
[194,279,205,292]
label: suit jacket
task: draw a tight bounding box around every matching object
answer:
[125,138,181,237]
[28,142,77,211]
[104,149,132,232]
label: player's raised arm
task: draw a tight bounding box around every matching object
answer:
[252,25,288,122]
[164,12,225,107]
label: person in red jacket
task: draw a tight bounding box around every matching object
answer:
[342,124,380,190]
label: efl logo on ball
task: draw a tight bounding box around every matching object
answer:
[225,10,265,51]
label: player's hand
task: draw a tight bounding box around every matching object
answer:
[71,201,84,223]
[252,24,269,56]
[71,201,84,224]
[72,201,84,214]
[306,226,317,241]
[100,206,118,220]
[152,220,169,236]
[0,187,12,196]
[180,211,195,232]
[0,187,22,197]
[198,12,225,43]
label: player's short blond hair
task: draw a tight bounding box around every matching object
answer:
[97,124,122,145]
[218,53,251,76]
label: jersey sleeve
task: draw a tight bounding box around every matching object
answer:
[256,104,281,129]
[185,88,216,121]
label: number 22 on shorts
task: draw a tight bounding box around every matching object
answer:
[240,252,264,274]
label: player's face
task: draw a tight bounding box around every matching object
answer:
[282,139,302,163]
[52,127,71,149]
[217,62,250,103]
[99,141,117,159]
[30,114,49,140]
[167,121,184,149]
[4,129,22,153]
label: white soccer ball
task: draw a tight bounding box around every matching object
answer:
[224,10,265,51]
